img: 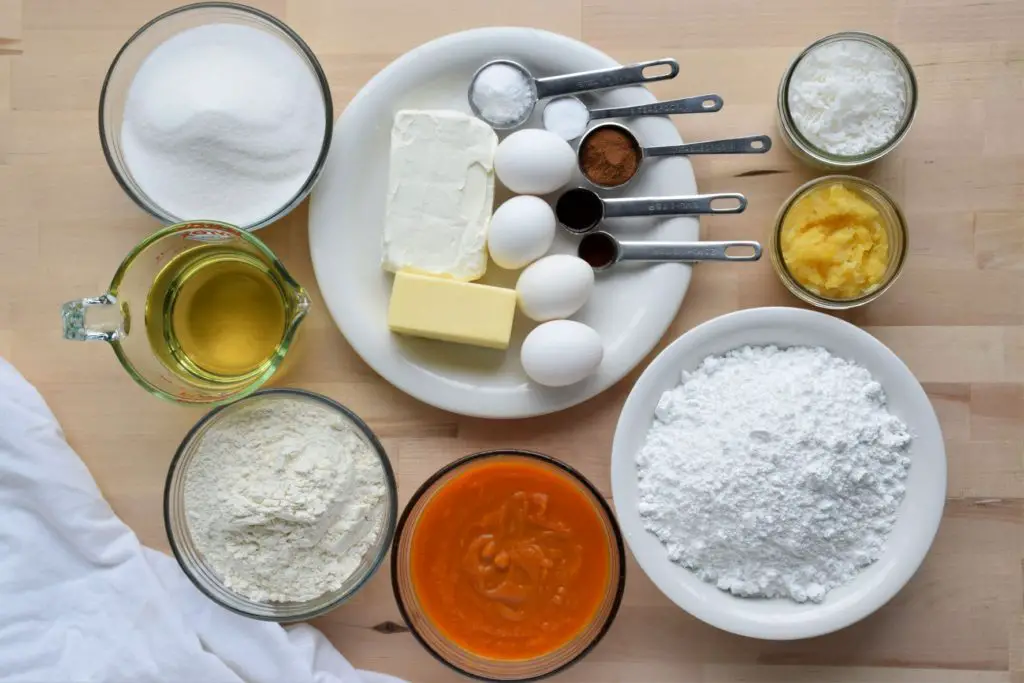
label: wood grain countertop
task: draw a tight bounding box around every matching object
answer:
[1,0,1022,681]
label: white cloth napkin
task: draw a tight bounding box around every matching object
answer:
[0,358,405,683]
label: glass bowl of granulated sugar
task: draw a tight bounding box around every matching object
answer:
[165,388,397,621]
[99,3,332,231]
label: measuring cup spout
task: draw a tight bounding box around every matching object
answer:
[273,255,312,338]
[61,294,126,342]
[286,287,311,331]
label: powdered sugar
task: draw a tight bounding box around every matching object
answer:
[636,345,912,603]
[184,397,388,603]
[787,39,907,157]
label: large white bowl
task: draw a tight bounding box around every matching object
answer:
[308,28,698,419]
[610,307,946,640]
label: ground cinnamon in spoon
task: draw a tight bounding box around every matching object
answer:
[579,125,641,187]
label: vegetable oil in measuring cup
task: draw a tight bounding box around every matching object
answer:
[145,246,288,382]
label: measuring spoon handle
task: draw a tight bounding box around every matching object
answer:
[644,135,773,157]
[534,58,680,99]
[617,240,763,262]
[589,94,724,120]
[602,193,747,218]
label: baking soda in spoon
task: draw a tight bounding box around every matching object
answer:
[121,24,326,228]
[542,97,591,140]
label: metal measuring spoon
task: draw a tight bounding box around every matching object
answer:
[581,232,765,270]
[577,122,772,188]
[555,187,747,234]
[543,94,724,141]
[578,231,762,271]
[468,58,680,129]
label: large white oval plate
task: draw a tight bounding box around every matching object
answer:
[308,28,697,418]
[611,307,946,639]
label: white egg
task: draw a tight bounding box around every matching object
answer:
[487,196,556,270]
[516,254,594,322]
[494,129,576,195]
[521,320,603,387]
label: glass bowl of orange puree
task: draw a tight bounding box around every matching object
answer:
[392,450,625,681]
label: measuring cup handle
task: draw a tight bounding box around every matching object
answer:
[61,294,124,342]
[534,58,680,99]
[645,135,773,157]
[603,193,748,217]
[590,94,725,120]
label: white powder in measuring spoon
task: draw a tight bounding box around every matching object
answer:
[542,97,591,140]
[184,397,388,603]
[471,62,534,126]
[121,24,326,228]
[637,345,912,603]
[787,39,907,157]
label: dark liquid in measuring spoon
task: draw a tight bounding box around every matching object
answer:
[556,188,604,233]
[578,233,618,269]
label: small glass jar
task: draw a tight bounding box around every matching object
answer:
[777,31,918,170]
[770,175,908,310]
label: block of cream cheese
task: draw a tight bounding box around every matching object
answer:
[382,110,498,281]
[388,271,516,350]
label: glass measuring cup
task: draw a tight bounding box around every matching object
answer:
[61,221,310,406]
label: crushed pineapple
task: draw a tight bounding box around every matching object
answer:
[780,183,889,299]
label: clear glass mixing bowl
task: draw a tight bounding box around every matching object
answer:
[98,2,333,231]
[164,389,397,621]
[391,449,626,681]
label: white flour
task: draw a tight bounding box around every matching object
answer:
[121,24,325,227]
[637,345,911,603]
[184,397,387,603]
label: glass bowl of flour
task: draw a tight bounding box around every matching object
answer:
[165,389,397,621]
[99,3,332,231]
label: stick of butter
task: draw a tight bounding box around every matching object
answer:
[382,110,497,281]
[388,271,516,350]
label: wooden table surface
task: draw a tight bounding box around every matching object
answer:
[2,0,1023,681]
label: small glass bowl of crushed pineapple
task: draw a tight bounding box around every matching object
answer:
[770,175,908,310]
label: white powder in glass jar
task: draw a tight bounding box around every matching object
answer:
[121,24,326,228]
[787,39,907,157]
